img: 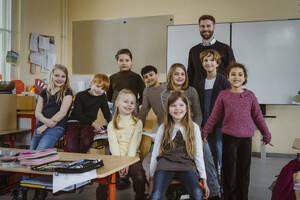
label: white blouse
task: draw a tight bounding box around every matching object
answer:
[149,123,207,179]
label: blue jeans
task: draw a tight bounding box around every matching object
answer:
[207,127,223,171]
[30,126,65,150]
[150,170,203,200]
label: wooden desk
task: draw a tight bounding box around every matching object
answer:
[0,148,139,200]
[0,129,31,148]
[292,138,300,150]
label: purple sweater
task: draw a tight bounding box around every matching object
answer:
[202,89,271,143]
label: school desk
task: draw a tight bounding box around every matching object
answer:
[0,129,31,148]
[0,148,139,200]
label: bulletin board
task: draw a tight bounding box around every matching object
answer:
[28,33,56,74]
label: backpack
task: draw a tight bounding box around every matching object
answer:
[271,155,300,200]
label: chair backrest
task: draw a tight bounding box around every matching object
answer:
[35,79,47,95]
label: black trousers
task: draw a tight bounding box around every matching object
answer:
[222,134,252,200]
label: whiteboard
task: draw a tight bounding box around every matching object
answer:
[167,23,231,71]
[232,20,300,104]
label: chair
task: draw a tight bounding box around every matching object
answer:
[34,79,47,95]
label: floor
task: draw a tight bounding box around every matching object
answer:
[0,156,294,200]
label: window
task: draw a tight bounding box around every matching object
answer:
[0,0,12,81]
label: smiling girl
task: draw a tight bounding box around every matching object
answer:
[106,88,147,199]
[149,91,209,200]
[31,64,73,150]
[202,62,272,200]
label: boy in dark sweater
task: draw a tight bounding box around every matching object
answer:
[106,49,145,105]
[66,74,111,153]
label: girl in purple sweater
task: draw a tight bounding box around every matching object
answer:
[202,62,272,200]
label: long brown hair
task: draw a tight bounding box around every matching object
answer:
[112,89,139,129]
[46,64,71,103]
[167,63,189,90]
[160,91,195,158]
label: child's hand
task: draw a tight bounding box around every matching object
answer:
[203,137,208,143]
[45,119,57,128]
[92,122,103,132]
[201,179,210,199]
[119,167,129,177]
[148,177,154,197]
[37,125,47,134]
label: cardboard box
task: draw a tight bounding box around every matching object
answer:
[0,94,17,131]
[16,96,36,111]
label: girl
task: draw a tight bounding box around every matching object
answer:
[149,91,209,200]
[202,62,272,200]
[31,64,73,150]
[161,63,220,198]
[107,88,146,200]
[195,49,231,178]
[66,74,111,153]
[12,65,73,200]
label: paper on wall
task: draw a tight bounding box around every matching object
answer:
[45,44,56,54]
[39,36,50,50]
[30,33,39,51]
[46,54,56,70]
[30,52,46,66]
[52,169,97,193]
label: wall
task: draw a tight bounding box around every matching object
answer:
[12,0,63,87]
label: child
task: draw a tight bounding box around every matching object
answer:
[107,89,146,199]
[66,74,111,153]
[195,49,231,178]
[31,64,73,150]
[149,91,209,200]
[12,65,73,200]
[106,49,145,107]
[161,63,220,198]
[139,65,166,126]
[202,62,272,200]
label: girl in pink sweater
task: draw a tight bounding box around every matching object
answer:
[202,62,272,200]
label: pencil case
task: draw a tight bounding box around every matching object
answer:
[54,159,104,173]
[18,148,59,166]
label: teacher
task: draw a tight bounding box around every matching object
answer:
[188,15,235,87]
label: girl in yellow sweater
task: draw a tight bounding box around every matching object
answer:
[107,88,146,200]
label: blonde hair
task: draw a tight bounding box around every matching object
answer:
[160,91,195,158]
[47,64,71,103]
[167,63,189,90]
[91,74,110,91]
[112,89,139,129]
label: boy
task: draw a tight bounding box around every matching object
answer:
[139,65,166,126]
[107,49,145,106]
[66,74,111,153]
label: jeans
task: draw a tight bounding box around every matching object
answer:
[150,170,203,200]
[207,127,223,173]
[203,143,220,197]
[30,126,65,150]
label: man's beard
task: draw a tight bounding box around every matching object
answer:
[200,30,214,40]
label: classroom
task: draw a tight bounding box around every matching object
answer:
[1,0,300,200]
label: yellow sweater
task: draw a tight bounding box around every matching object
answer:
[107,115,143,157]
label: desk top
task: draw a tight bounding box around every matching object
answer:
[292,138,300,150]
[0,129,31,136]
[0,148,139,178]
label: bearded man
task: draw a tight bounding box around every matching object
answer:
[187,15,235,86]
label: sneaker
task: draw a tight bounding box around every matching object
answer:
[11,187,27,200]
[32,189,48,200]
[116,177,131,190]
